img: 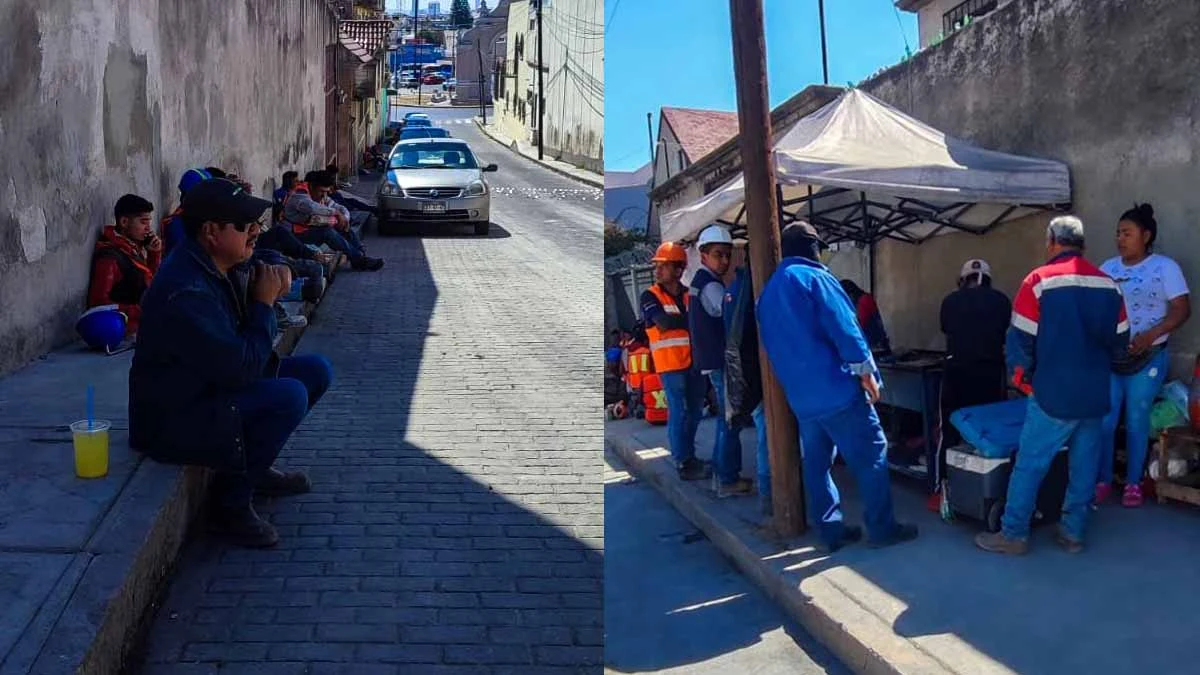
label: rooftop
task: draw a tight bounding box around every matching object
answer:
[660,107,741,165]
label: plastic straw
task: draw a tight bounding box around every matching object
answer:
[87,385,94,431]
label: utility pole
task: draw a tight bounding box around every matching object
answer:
[412,0,422,105]
[536,0,544,160]
[818,0,829,85]
[646,112,654,165]
[477,37,486,124]
[729,0,805,537]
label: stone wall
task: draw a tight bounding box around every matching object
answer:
[856,0,1200,375]
[0,0,334,376]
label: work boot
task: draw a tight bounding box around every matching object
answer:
[1054,525,1084,554]
[676,458,711,481]
[869,523,920,549]
[818,525,864,553]
[209,504,279,548]
[716,478,754,499]
[974,530,1028,555]
[351,255,385,271]
[256,467,312,497]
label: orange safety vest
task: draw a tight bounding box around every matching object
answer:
[624,345,652,390]
[282,182,338,234]
[645,284,692,373]
[642,373,669,425]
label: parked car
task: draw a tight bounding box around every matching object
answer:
[404,112,431,121]
[422,73,445,85]
[399,127,451,141]
[403,118,433,128]
[377,138,498,237]
[446,78,457,89]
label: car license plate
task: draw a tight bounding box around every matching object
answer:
[422,202,446,214]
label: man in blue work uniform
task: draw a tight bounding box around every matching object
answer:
[689,225,753,498]
[757,222,918,551]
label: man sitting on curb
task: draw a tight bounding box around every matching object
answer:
[283,171,384,271]
[87,194,162,335]
[130,178,333,548]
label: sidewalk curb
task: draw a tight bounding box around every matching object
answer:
[604,431,956,675]
[473,118,604,189]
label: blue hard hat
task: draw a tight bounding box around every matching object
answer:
[178,168,212,195]
[76,305,126,351]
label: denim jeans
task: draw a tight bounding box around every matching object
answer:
[798,396,899,546]
[296,227,365,259]
[708,369,744,484]
[212,354,333,508]
[659,369,706,465]
[752,403,769,500]
[1002,396,1101,541]
[1099,348,1168,485]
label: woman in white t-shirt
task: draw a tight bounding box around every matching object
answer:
[1097,203,1191,507]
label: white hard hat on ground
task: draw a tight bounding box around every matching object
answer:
[697,225,733,249]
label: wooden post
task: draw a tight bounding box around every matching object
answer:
[729,0,806,537]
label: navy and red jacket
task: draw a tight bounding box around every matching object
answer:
[1006,250,1129,419]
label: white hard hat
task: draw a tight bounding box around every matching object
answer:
[697,225,733,249]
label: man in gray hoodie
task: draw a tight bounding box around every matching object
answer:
[283,170,383,271]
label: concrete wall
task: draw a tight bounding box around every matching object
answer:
[540,0,603,173]
[860,0,1200,375]
[0,0,334,376]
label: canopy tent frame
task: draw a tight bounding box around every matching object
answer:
[711,186,1072,247]
[710,184,1072,294]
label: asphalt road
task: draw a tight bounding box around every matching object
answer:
[136,104,604,674]
[605,452,851,675]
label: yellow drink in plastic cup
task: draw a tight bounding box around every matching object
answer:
[70,420,110,479]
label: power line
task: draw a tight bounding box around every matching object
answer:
[605,0,622,29]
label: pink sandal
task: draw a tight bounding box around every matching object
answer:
[1122,484,1144,508]
[1094,482,1112,505]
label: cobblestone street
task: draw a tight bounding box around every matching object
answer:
[137,108,604,674]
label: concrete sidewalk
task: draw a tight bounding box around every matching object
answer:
[0,266,343,672]
[606,417,1200,675]
[474,119,604,188]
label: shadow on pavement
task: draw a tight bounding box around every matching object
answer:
[136,225,602,671]
[376,222,514,240]
[604,468,849,675]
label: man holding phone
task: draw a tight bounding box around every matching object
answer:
[87,194,163,335]
[130,178,333,548]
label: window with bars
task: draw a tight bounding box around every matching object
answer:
[942,0,998,35]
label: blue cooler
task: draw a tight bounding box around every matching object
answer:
[946,398,1069,532]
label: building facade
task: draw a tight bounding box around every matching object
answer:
[493,0,603,173]
[896,0,1014,48]
[454,1,511,105]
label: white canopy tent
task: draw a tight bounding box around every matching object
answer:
[659,89,1072,248]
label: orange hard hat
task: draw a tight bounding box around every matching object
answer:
[651,241,688,264]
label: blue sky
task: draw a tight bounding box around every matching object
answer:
[604,0,917,172]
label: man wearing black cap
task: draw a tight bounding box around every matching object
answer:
[756,222,917,552]
[129,178,333,548]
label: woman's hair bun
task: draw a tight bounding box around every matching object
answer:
[1137,202,1155,218]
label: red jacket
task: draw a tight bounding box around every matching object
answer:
[87,226,162,334]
